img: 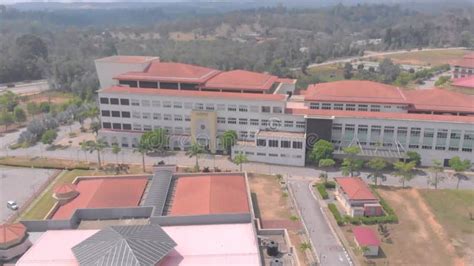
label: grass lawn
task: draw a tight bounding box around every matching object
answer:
[306,63,345,81]
[0,156,92,170]
[419,189,474,260]
[376,49,469,66]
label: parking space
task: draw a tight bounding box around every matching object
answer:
[0,167,54,222]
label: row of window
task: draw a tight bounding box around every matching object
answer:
[310,102,406,112]
[217,117,305,128]
[243,151,302,159]
[100,97,284,114]
[256,139,303,149]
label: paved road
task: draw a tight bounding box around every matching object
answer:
[289,179,352,266]
[0,80,49,96]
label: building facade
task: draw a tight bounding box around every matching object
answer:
[96,56,474,167]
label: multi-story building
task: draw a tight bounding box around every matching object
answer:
[96,56,474,167]
[452,52,474,79]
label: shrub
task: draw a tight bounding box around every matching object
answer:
[328,203,344,226]
[324,181,336,189]
[316,183,329,199]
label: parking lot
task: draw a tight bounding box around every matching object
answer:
[0,166,54,222]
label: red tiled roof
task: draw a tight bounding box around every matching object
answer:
[96,55,159,64]
[170,174,250,216]
[405,89,474,113]
[452,76,474,89]
[115,61,220,83]
[353,226,380,246]
[335,177,378,201]
[287,107,474,123]
[204,70,278,91]
[0,223,26,244]
[52,176,148,220]
[100,86,286,101]
[303,80,408,104]
[53,183,77,194]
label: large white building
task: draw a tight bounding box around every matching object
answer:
[96,56,474,167]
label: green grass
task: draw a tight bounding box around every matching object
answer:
[20,169,95,220]
[307,63,345,81]
[0,156,91,170]
[315,183,329,199]
[378,49,469,66]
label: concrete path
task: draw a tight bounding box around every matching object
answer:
[289,179,352,266]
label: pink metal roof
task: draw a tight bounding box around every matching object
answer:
[203,70,278,91]
[353,226,380,246]
[52,177,148,220]
[0,223,26,245]
[452,76,474,89]
[160,223,260,266]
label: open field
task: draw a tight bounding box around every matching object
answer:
[341,187,467,266]
[248,173,309,265]
[0,156,92,170]
[306,63,345,82]
[375,48,469,66]
[26,90,74,105]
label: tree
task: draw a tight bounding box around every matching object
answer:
[90,121,101,136]
[134,141,150,172]
[366,158,387,186]
[406,151,421,166]
[84,139,108,168]
[26,102,40,117]
[111,143,121,165]
[429,159,445,189]
[220,130,237,154]
[393,161,416,188]
[379,58,401,83]
[39,102,51,113]
[13,106,27,124]
[0,91,18,112]
[0,111,14,131]
[309,139,334,165]
[343,62,353,79]
[319,158,335,184]
[449,156,471,189]
[80,141,89,162]
[40,129,57,146]
[340,146,364,177]
[233,152,249,172]
[186,142,205,171]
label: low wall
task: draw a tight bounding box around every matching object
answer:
[150,213,251,226]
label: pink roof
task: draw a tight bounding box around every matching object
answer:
[101,85,286,101]
[0,223,26,245]
[53,183,77,194]
[115,61,220,83]
[405,88,474,113]
[288,107,474,123]
[97,55,159,64]
[170,175,250,216]
[452,76,474,89]
[453,56,474,68]
[303,80,408,104]
[160,223,260,266]
[204,70,278,91]
[353,226,380,246]
[16,230,98,266]
[335,177,378,201]
[52,176,148,220]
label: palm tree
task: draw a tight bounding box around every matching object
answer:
[111,143,121,165]
[318,158,335,184]
[429,159,445,189]
[366,157,387,186]
[233,152,249,172]
[186,142,205,171]
[393,161,416,188]
[85,139,108,168]
[340,146,364,177]
[134,141,150,172]
[80,141,89,163]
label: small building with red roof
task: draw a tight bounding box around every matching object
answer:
[451,76,474,94]
[452,52,474,79]
[334,177,383,217]
[353,226,380,256]
[0,223,32,262]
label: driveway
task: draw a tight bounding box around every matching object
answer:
[289,179,352,266]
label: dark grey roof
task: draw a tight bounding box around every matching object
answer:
[72,225,176,266]
[143,169,173,216]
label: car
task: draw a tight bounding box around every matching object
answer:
[7,200,18,211]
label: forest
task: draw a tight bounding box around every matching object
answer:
[0,3,473,99]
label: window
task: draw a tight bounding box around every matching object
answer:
[245,151,255,155]
[111,111,120,118]
[261,106,271,113]
[153,113,161,120]
[269,153,278,157]
[261,120,269,127]
[239,105,248,112]
[173,102,183,109]
[358,104,368,111]
[250,106,259,112]
[346,104,356,111]
[142,113,150,119]
[239,131,248,139]
[121,111,130,118]
[110,98,119,105]
[250,119,259,126]
[273,107,283,113]
[228,118,236,124]
[217,104,225,111]
[143,125,152,131]
[103,122,111,129]
[296,121,305,128]
[370,105,381,112]
[205,104,214,111]
[310,103,319,109]
[195,103,204,110]
[174,115,183,121]
[163,101,172,108]
[281,140,291,148]
[164,114,172,121]
[217,117,226,124]
[227,105,237,112]
[239,118,248,125]
[269,140,279,148]
[334,104,343,110]
[257,152,266,156]
[321,103,331,110]
[185,115,191,122]
[101,110,110,117]
[123,124,131,130]
[120,99,129,105]
[139,81,158,88]
[184,102,193,109]
[257,139,266,147]
[131,99,140,106]
[293,141,303,149]
[112,123,121,130]
[132,112,140,119]
[100,97,109,104]
[284,121,294,128]
[133,124,142,131]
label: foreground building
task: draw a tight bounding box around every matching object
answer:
[95,56,474,166]
[334,177,382,217]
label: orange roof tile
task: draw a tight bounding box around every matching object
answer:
[0,223,26,244]
[170,174,249,216]
[100,86,286,101]
[405,88,474,113]
[452,76,474,89]
[204,70,278,91]
[335,177,377,201]
[353,226,380,246]
[304,80,408,104]
[116,61,220,83]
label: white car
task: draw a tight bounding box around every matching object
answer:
[7,200,18,211]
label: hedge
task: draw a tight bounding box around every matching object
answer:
[324,181,336,189]
[328,203,344,226]
[316,183,329,199]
